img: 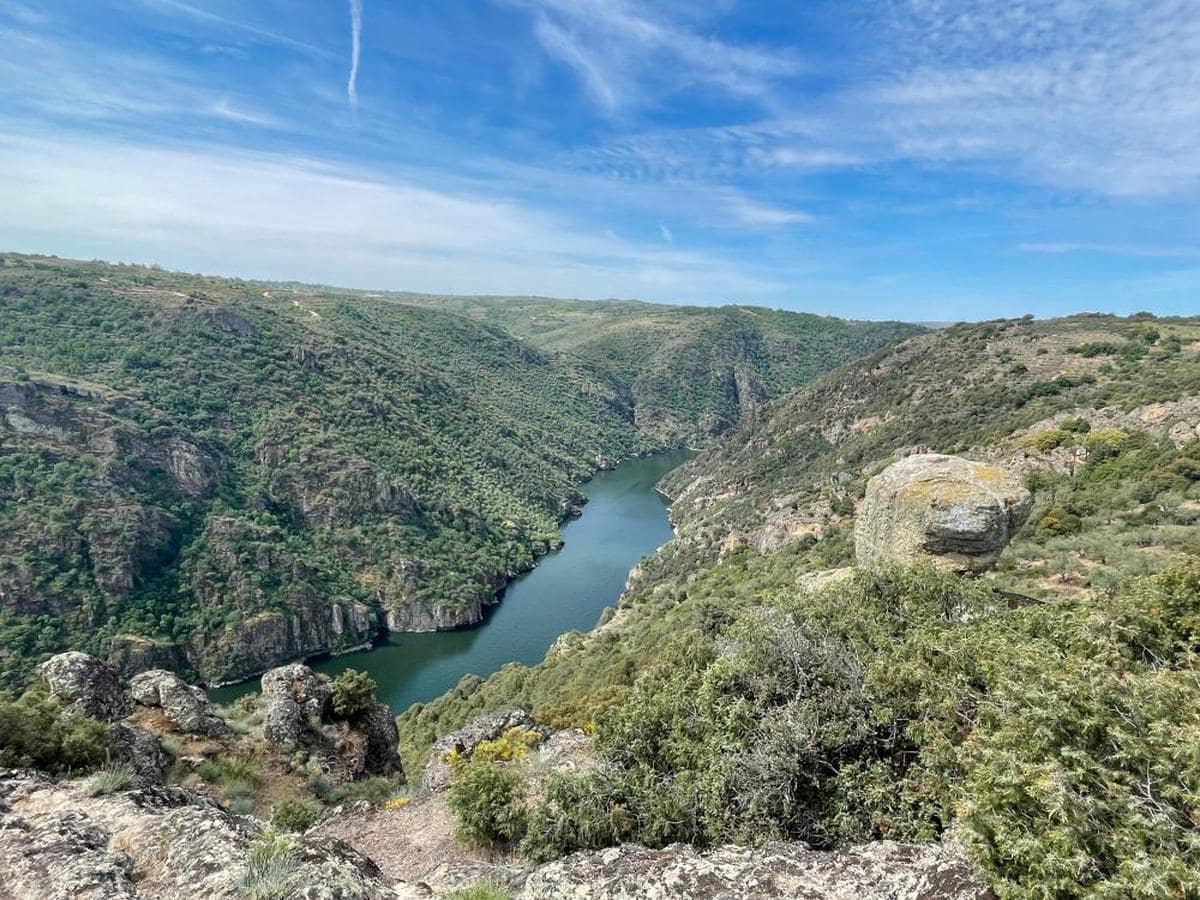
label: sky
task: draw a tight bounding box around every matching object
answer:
[0,0,1197,320]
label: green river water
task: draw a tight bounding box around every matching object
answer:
[210,450,689,713]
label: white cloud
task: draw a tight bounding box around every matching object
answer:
[724,194,813,227]
[659,223,673,243]
[347,0,362,115]
[0,134,780,301]
[502,0,798,115]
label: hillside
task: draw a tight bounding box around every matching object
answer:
[377,292,923,442]
[0,254,910,690]
[397,312,1200,897]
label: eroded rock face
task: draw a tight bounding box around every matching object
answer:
[260,663,333,752]
[129,669,230,738]
[855,454,1032,573]
[0,769,392,900]
[520,840,991,900]
[422,709,546,792]
[260,663,403,785]
[37,652,131,722]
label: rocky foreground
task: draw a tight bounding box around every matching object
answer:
[0,655,992,898]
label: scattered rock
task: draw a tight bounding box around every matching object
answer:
[855,454,1032,573]
[129,669,230,738]
[519,840,991,899]
[37,652,131,721]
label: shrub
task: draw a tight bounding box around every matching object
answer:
[322,775,403,806]
[448,760,527,846]
[0,685,110,773]
[1021,428,1070,452]
[86,762,134,796]
[1083,428,1129,462]
[330,669,378,720]
[1034,507,1083,538]
[472,727,541,763]
[269,799,321,833]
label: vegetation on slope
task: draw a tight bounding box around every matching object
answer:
[379,292,923,442]
[0,254,653,687]
[0,253,907,689]
[402,312,1200,897]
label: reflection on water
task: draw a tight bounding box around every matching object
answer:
[209,450,690,713]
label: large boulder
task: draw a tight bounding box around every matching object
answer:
[260,663,333,752]
[129,669,230,738]
[260,663,402,784]
[0,769,393,899]
[855,453,1032,573]
[36,651,130,721]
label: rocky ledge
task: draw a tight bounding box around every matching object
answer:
[519,841,991,900]
[0,769,392,899]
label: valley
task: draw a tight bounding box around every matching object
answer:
[2,254,1199,898]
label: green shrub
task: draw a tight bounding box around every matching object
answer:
[0,685,110,773]
[1021,428,1070,452]
[321,775,404,806]
[269,799,321,833]
[448,760,527,847]
[1083,428,1129,462]
[330,669,378,720]
[86,762,134,796]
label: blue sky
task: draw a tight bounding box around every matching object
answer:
[0,0,1197,319]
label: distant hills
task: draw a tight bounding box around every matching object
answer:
[0,253,913,689]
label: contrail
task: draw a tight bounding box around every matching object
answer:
[347,0,362,116]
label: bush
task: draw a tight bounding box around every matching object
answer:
[1021,428,1070,452]
[330,669,378,720]
[318,775,405,806]
[86,762,134,796]
[269,799,320,833]
[1083,428,1129,462]
[0,685,110,773]
[448,760,527,847]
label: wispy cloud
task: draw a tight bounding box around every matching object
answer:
[347,0,362,115]
[0,134,781,301]
[137,0,327,56]
[658,223,672,243]
[723,193,813,227]
[502,0,798,116]
[1019,242,1200,259]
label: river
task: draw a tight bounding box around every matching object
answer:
[209,449,690,713]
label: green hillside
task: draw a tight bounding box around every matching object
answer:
[0,254,910,690]
[379,292,923,442]
[399,313,1200,897]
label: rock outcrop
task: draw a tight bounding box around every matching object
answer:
[260,663,403,784]
[519,840,990,899]
[422,709,546,792]
[129,669,230,738]
[855,454,1032,572]
[37,651,131,721]
[0,769,392,899]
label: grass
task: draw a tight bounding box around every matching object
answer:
[447,881,512,900]
[85,761,135,796]
[239,829,300,900]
